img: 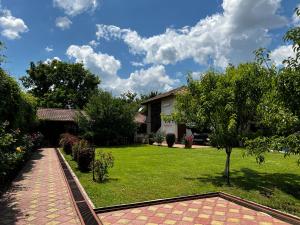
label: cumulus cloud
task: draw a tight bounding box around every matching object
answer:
[96,0,287,68]
[55,16,72,30]
[53,0,98,16]
[117,65,179,94]
[66,44,179,95]
[0,9,28,40]
[270,44,296,66]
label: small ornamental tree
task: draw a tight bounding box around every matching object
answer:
[166,63,272,185]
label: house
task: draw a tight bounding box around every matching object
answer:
[37,108,84,145]
[142,86,187,142]
[37,108,148,145]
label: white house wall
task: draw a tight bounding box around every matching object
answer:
[161,97,178,138]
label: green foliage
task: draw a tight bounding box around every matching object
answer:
[21,60,100,109]
[154,132,164,145]
[72,139,87,162]
[277,68,300,118]
[283,7,300,68]
[59,133,79,154]
[94,151,114,183]
[77,140,93,172]
[166,133,176,147]
[245,133,300,165]
[0,121,38,188]
[0,69,37,130]
[78,91,137,146]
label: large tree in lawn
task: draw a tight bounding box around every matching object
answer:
[21,59,100,109]
[169,64,272,185]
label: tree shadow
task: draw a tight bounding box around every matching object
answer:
[0,149,45,224]
[184,168,300,200]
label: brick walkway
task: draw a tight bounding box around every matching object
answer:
[98,197,290,225]
[0,148,81,225]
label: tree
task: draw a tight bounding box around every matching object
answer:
[245,8,300,163]
[283,7,300,69]
[0,68,37,130]
[21,60,100,109]
[167,64,272,185]
[78,91,137,146]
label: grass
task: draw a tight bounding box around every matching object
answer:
[62,145,300,216]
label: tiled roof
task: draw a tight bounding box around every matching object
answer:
[37,108,84,122]
[141,86,186,104]
[134,113,146,124]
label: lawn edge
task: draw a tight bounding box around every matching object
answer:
[57,148,95,208]
[55,148,102,225]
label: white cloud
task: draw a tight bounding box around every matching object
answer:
[96,0,287,68]
[44,56,61,64]
[53,0,98,16]
[116,65,179,94]
[270,44,296,66]
[0,9,28,40]
[89,40,99,47]
[131,61,144,67]
[45,46,53,52]
[66,45,121,84]
[66,44,179,95]
[55,16,72,30]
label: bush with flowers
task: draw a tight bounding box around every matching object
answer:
[0,121,43,191]
[183,134,194,149]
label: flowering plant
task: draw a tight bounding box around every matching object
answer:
[184,134,194,148]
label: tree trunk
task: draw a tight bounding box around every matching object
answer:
[224,147,232,185]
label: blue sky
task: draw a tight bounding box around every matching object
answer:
[0,0,299,94]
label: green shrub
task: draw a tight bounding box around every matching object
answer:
[154,132,165,145]
[77,140,93,171]
[72,139,88,162]
[31,132,44,149]
[166,133,176,147]
[59,133,79,154]
[94,152,114,182]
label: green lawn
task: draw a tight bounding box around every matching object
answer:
[62,145,300,216]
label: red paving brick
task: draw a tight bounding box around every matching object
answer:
[98,197,291,225]
[0,148,81,225]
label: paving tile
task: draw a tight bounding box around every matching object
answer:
[98,197,293,225]
[0,148,81,225]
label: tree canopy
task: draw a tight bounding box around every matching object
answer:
[21,60,100,109]
[0,68,37,130]
[78,91,137,146]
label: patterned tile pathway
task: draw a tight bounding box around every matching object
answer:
[0,148,82,225]
[98,197,290,225]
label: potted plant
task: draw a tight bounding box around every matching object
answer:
[166,133,176,147]
[154,132,165,146]
[184,134,194,148]
[148,133,155,145]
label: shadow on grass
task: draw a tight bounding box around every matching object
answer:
[0,149,44,224]
[184,168,300,200]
